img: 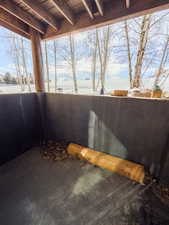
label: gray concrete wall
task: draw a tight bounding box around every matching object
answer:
[45,93,169,181]
[1,92,169,183]
[0,93,42,165]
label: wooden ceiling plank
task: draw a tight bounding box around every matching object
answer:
[20,0,59,31]
[81,0,94,19]
[94,0,104,16]
[0,0,45,34]
[43,0,169,40]
[126,0,130,8]
[52,0,75,25]
[0,8,30,39]
[0,20,30,39]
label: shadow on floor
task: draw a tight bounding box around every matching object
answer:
[0,148,169,225]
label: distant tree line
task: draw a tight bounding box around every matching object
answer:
[0,72,34,85]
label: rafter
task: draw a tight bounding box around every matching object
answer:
[43,0,169,40]
[20,0,59,31]
[126,0,130,8]
[51,0,75,25]
[0,20,30,39]
[0,8,30,39]
[81,0,94,19]
[0,0,45,34]
[94,0,103,16]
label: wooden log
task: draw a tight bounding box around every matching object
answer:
[30,28,45,92]
[67,143,145,184]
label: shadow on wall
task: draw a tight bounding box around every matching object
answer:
[87,96,169,177]
[45,94,92,146]
[88,100,128,156]
[45,94,169,178]
[88,110,127,159]
[0,93,42,165]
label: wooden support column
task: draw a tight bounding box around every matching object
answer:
[30,28,45,92]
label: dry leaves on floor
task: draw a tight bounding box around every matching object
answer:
[144,172,169,206]
[41,140,71,161]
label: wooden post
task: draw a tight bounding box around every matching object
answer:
[30,28,45,92]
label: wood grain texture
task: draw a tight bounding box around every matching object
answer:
[81,0,94,19]
[126,0,130,8]
[0,0,45,33]
[43,0,169,40]
[95,0,104,16]
[52,0,75,25]
[30,28,45,92]
[20,0,59,30]
[0,8,30,38]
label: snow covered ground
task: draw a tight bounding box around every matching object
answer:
[0,77,169,94]
[0,78,130,94]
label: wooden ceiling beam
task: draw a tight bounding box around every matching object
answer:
[126,0,130,8]
[20,0,59,31]
[0,8,30,39]
[81,0,94,19]
[43,0,169,40]
[51,0,75,25]
[0,20,30,39]
[0,0,45,34]
[94,0,104,16]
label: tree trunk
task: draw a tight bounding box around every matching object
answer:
[102,26,110,87]
[12,35,24,92]
[69,35,78,93]
[133,15,151,88]
[96,29,103,91]
[96,26,110,93]
[124,20,133,88]
[91,30,98,92]
[21,38,31,92]
[54,40,57,92]
[44,41,50,92]
[154,36,169,87]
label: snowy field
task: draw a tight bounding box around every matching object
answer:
[0,79,130,94]
[0,77,169,94]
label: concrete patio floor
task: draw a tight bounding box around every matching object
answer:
[0,148,169,225]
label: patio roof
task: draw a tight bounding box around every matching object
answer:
[0,0,169,40]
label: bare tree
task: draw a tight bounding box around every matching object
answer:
[53,40,57,92]
[44,41,50,92]
[122,12,169,89]
[91,39,97,92]
[153,35,169,87]
[96,26,111,93]
[124,20,133,88]
[69,34,78,93]
[86,30,98,93]
[20,38,31,92]
[12,34,25,92]
[133,15,152,88]
[89,30,98,92]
